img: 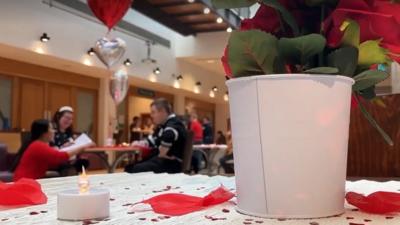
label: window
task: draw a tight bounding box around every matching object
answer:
[0,76,12,131]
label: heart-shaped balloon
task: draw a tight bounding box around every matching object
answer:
[94,37,126,68]
[109,69,128,105]
[88,0,133,30]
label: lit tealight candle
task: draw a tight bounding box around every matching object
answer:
[57,167,110,221]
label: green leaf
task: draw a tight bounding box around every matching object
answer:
[228,30,279,77]
[211,0,257,8]
[305,67,339,74]
[327,46,358,77]
[357,86,376,100]
[341,19,360,47]
[278,34,326,65]
[358,40,389,66]
[261,0,299,36]
[353,70,389,91]
[354,95,393,146]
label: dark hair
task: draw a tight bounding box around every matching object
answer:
[11,119,50,171]
[151,98,172,114]
[52,109,73,136]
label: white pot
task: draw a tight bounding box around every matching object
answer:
[226,74,354,219]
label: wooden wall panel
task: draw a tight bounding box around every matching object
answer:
[347,95,400,177]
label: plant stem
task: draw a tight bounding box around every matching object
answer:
[318,5,325,67]
[354,94,394,146]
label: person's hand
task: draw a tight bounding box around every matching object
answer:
[158,146,175,160]
[61,141,74,148]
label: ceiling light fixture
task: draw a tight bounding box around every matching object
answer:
[203,7,210,14]
[87,48,95,56]
[124,59,132,66]
[226,27,233,33]
[40,33,50,42]
[209,90,215,98]
[153,67,161,75]
[212,86,218,92]
[188,0,195,2]
[177,75,183,81]
[216,17,223,23]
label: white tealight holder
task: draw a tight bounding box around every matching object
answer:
[57,167,110,221]
[57,188,110,221]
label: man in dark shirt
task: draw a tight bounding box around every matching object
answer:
[124,98,187,174]
[202,117,213,144]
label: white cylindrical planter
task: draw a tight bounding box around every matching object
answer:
[227,74,354,219]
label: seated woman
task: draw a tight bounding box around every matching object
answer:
[52,106,89,174]
[11,119,91,181]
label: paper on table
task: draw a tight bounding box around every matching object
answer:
[60,133,93,152]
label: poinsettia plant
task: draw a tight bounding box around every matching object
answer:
[212,0,400,145]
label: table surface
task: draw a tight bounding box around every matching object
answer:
[1,173,400,225]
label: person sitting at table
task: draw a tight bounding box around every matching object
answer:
[129,116,142,142]
[52,106,89,174]
[219,131,234,174]
[11,119,92,181]
[142,117,154,138]
[190,113,207,173]
[124,98,187,174]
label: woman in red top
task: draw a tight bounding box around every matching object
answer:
[12,119,90,181]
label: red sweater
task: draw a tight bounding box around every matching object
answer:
[190,120,203,143]
[13,141,69,181]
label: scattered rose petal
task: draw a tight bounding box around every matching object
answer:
[82,220,98,225]
[277,218,286,221]
[386,217,394,219]
[139,218,146,220]
[364,219,372,222]
[245,218,254,221]
[40,211,47,213]
[351,209,359,211]
[127,211,135,214]
[122,203,133,206]
[346,217,354,220]
[243,222,252,225]
[255,221,264,224]
[29,212,39,215]
[1,218,9,221]
[151,218,159,222]
[222,208,230,213]
[309,222,319,225]
[349,223,365,225]
[109,198,115,201]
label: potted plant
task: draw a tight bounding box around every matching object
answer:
[212,0,400,219]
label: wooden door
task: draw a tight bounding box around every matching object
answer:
[47,83,72,118]
[19,79,45,130]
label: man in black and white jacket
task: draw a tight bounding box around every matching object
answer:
[124,98,187,174]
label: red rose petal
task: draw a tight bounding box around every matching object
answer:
[151,218,159,222]
[277,218,287,221]
[29,212,39,215]
[346,217,354,220]
[255,221,264,224]
[386,217,394,219]
[139,218,146,220]
[40,211,47,213]
[349,223,365,225]
[222,208,230,213]
[310,222,319,225]
[364,219,372,222]
[109,198,115,201]
[243,222,252,225]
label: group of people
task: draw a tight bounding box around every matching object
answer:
[11,106,93,181]
[10,98,233,181]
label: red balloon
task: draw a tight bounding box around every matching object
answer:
[88,0,133,30]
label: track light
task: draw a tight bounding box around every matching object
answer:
[124,59,132,66]
[177,75,183,81]
[212,86,218,92]
[195,81,202,86]
[153,67,161,75]
[40,33,50,42]
[216,17,223,24]
[226,27,233,33]
[87,48,95,56]
[203,7,210,14]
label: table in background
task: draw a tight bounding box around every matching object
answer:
[85,147,142,173]
[1,173,400,224]
[193,144,228,175]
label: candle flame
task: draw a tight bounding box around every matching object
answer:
[78,166,90,194]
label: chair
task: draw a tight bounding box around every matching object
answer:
[181,131,194,174]
[0,143,13,182]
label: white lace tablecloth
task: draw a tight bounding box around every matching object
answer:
[0,173,399,225]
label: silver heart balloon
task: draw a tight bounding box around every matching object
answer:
[94,37,126,68]
[109,69,129,105]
